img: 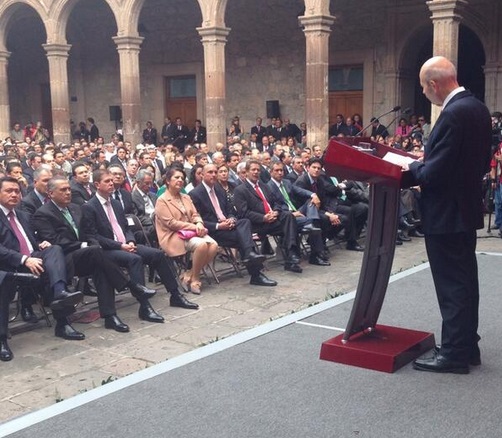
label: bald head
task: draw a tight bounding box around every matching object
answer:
[419,56,459,106]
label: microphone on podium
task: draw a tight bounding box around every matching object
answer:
[355,105,403,137]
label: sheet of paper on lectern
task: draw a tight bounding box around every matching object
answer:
[382,151,416,166]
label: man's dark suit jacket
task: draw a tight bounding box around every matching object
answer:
[20,190,44,218]
[190,126,207,144]
[22,167,35,185]
[131,189,157,228]
[370,123,389,139]
[285,170,302,183]
[89,124,99,142]
[295,173,341,212]
[32,202,98,255]
[81,196,135,250]
[189,184,234,233]
[112,187,135,215]
[71,181,96,206]
[0,209,39,271]
[329,123,347,137]
[142,128,158,145]
[109,155,127,171]
[409,90,492,234]
[266,178,313,212]
[167,125,190,151]
[233,180,280,224]
[250,125,266,142]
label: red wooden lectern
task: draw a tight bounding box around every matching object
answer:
[319,138,435,373]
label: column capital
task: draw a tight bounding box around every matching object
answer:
[427,0,467,20]
[112,35,144,51]
[42,43,72,58]
[0,50,11,62]
[298,14,336,34]
[197,26,231,44]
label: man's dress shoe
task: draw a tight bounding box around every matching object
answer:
[0,339,13,362]
[433,344,481,366]
[395,239,403,246]
[346,242,364,252]
[397,231,412,242]
[139,303,165,323]
[408,229,425,238]
[55,324,85,341]
[21,305,38,323]
[242,251,266,266]
[284,263,302,273]
[309,256,331,266]
[302,223,321,232]
[129,283,156,299]
[50,291,83,310]
[104,315,130,333]
[250,273,277,286]
[413,354,469,374]
[288,253,301,264]
[170,294,199,309]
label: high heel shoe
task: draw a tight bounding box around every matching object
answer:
[190,280,202,295]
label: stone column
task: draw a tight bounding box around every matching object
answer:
[0,50,11,140]
[197,26,230,149]
[43,43,72,144]
[427,0,466,123]
[298,14,335,149]
[484,62,502,112]
[113,36,144,146]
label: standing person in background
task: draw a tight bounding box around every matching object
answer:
[400,56,492,374]
[87,118,99,142]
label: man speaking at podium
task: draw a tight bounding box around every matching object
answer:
[400,56,492,374]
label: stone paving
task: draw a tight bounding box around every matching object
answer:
[0,225,500,424]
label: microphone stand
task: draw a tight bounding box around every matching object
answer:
[355,106,401,137]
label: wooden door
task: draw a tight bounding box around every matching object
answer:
[165,76,197,129]
[329,91,363,126]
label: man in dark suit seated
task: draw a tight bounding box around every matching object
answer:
[190,164,277,286]
[285,156,305,183]
[295,158,366,251]
[0,177,84,346]
[33,176,161,331]
[70,161,96,205]
[109,146,128,171]
[233,160,302,273]
[131,169,158,244]
[81,169,198,310]
[20,167,52,219]
[267,162,329,266]
[22,152,42,186]
[108,164,135,215]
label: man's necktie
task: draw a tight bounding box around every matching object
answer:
[254,184,271,213]
[7,211,31,256]
[279,183,296,212]
[61,208,79,238]
[85,185,92,196]
[105,201,126,243]
[209,188,226,221]
[311,181,318,193]
[114,190,121,201]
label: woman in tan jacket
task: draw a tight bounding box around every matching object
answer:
[155,167,218,294]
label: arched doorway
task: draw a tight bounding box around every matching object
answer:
[6,5,49,136]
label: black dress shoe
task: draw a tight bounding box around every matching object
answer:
[346,242,364,252]
[139,303,165,323]
[399,218,416,231]
[0,339,13,362]
[50,291,84,311]
[21,305,38,323]
[250,273,277,286]
[284,263,302,273]
[55,324,85,341]
[397,231,412,242]
[170,294,199,309]
[395,239,403,246]
[129,283,156,300]
[408,229,425,237]
[302,223,321,232]
[104,315,130,333]
[309,256,331,266]
[413,354,469,374]
[241,251,266,266]
[433,344,481,366]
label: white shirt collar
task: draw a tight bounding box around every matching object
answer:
[442,86,465,109]
[202,181,214,195]
[95,192,109,206]
[271,178,282,188]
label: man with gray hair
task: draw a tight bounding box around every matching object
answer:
[20,166,53,218]
[132,169,158,243]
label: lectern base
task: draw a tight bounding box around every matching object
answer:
[320,324,435,373]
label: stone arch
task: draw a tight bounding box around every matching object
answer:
[48,0,120,43]
[0,0,48,50]
[458,24,486,101]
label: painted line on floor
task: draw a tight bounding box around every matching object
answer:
[295,321,345,332]
[0,261,430,437]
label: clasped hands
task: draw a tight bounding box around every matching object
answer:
[23,241,52,275]
[217,218,236,230]
[263,211,279,223]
